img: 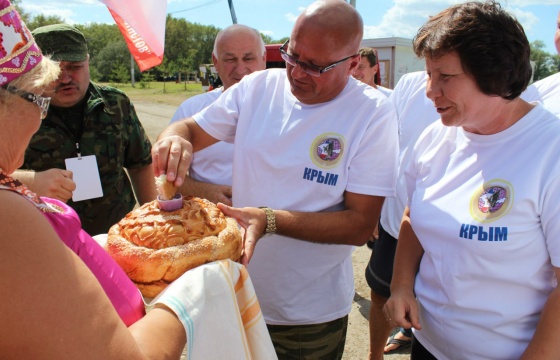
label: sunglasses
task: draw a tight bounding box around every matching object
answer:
[279,40,358,77]
[2,85,51,119]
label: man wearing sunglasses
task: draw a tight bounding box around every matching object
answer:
[13,24,157,236]
[152,0,398,358]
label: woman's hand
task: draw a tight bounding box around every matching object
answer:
[383,286,422,331]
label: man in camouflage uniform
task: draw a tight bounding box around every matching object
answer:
[14,24,157,236]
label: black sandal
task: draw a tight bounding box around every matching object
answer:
[384,333,412,354]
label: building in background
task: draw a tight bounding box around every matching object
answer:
[360,37,424,88]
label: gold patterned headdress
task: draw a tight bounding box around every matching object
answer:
[0,0,42,85]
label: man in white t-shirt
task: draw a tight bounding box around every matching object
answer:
[521,10,560,117]
[169,24,266,205]
[365,71,439,358]
[152,0,398,357]
[352,47,393,252]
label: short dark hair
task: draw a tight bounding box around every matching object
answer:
[358,47,381,85]
[413,1,532,100]
[358,47,377,68]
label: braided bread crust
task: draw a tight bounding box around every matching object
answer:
[106,197,242,298]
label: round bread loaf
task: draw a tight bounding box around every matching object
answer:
[106,196,242,298]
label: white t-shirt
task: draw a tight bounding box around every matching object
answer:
[406,104,560,360]
[521,72,560,117]
[377,85,393,98]
[380,71,439,238]
[170,88,233,185]
[194,68,399,325]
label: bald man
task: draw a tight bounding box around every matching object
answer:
[152,1,398,357]
[169,24,266,205]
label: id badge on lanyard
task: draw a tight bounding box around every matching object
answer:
[64,143,103,202]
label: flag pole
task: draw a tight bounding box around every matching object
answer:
[228,0,237,24]
[130,54,135,87]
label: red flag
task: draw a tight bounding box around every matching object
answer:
[99,0,167,71]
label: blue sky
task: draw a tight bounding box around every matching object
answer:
[23,0,560,54]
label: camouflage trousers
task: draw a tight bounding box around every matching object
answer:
[266,315,348,360]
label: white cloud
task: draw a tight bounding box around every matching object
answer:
[285,12,298,23]
[504,7,539,35]
[22,1,110,25]
[506,0,560,5]
[362,0,548,41]
[260,30,274,36]
[285,6,306,23]
[23,4,79,24]
[79,0,100,4]
[362,0,445,39]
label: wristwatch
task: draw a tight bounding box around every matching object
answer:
[259,207,277,234]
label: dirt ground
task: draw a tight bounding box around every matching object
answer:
[133,100,411,360]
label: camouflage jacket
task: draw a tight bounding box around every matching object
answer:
[22,82,152,236]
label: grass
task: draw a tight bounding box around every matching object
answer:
[103,81,206,107]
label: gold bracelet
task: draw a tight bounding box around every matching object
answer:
[259,207,276,234]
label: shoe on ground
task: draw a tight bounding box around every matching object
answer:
[384,333,411,354]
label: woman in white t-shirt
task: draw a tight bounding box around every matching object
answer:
[383,2,560,359]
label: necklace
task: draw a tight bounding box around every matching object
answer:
[0,169,61,213]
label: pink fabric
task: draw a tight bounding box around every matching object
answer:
[0,0,43,85]
[41,197,145,326]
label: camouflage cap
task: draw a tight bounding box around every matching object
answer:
[32,24,88,62]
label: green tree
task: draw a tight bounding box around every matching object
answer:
[90,41,137,82]
[80,23,123,60]
[156,58,178,92]
[139,71,155,88]
[110,63,130,84]
[26,14,64,30]
[183,21,219,69]
[261,33,274,44]
[552,54,560,73]
[530,40,556,81]
[18,9,289,82]
[274,36,289,44]
[157,16,219,77]
[261,35,288,45]
[12,0,30,23]
[163,15,190,65]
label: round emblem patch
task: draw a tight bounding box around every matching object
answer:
[310,133,345,169]
[469,180,513,222]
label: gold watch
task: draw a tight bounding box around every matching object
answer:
[259,207,277,234]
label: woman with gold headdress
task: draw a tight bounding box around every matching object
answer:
[0,1,187,357]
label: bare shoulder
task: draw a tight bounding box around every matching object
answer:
[0,190,54,243]
[0,191,134,358]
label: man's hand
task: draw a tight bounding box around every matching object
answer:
[31,169,76,202]
[179,176,232,206]
[217,204,267,265]
[204,185,232,206]
[151,135,193,188]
